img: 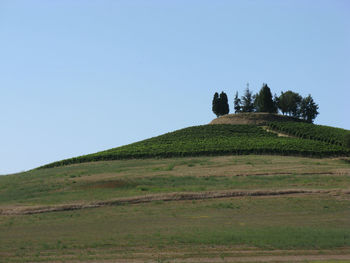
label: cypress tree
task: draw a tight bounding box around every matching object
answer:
[212,92,220,117]
[219,91,229,115]
[256,83,275,113]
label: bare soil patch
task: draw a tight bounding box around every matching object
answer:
[262,126,294,137]
[210,113,302,125]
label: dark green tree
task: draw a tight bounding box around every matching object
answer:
[273,93,279,113]
[241,85,255,112]
[300,94,319,123]
[277,92,288,115]
[219,91,229,115]
[291,93,302,117]
[233,91,241,113]
[277,91,302,117]
[255,83,276,113]
[212,92,220,117]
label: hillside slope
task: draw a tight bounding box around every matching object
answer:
[268,121,350,146]
[40,123,350,169]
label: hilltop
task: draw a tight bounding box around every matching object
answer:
[210,113,303,125]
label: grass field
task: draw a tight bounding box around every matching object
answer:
[1,155,350,262]
[1,155,350,206]
[1,195,350,262]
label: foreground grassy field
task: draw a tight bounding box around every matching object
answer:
[1,155,350,262]
[1,195,350,262]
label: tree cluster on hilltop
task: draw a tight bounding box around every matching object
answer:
[212,83,319,123]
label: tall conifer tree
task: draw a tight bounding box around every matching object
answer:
[219,91,229,115]
[234,91,241,113]
[241,85,255,112]
[212,92,220,117]
[255,84,276,113]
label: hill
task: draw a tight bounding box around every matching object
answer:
[39,117,350,169]
[2,114,350,262]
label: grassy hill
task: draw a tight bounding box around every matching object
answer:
[40,122,350,169]
[2,115,350,262]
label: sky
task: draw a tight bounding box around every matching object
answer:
[0,0,349,174]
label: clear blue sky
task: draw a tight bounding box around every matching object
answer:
[1,0,349,174]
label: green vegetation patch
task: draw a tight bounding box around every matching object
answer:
[167,226,350,249]
[269,121,350,146]
[1,196,349,262]
[39,125,349,169]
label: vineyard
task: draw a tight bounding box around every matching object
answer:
[40,124,349,169]
[268,122,350,146]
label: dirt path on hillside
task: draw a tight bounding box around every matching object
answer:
[261,126,294,138]
[1,188,349,216]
